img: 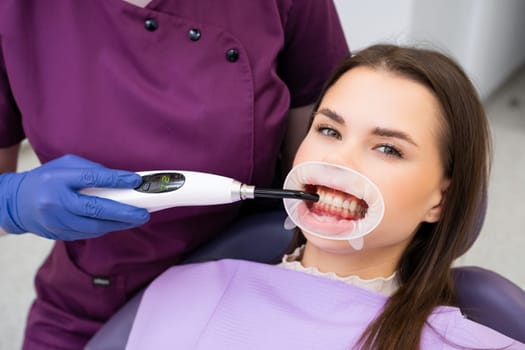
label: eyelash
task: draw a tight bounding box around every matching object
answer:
[316,125,341,139]
[375,144,404,158]
[315,125,405,159]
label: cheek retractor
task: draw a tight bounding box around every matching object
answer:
[283,161,385,250]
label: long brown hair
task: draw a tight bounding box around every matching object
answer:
[292,44,492,349]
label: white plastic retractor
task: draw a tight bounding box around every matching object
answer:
[283,161,385,250]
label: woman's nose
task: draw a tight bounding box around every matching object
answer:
[320,151,361,172]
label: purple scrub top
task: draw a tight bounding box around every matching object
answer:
[0,0,348,349]
[0,0,349,348]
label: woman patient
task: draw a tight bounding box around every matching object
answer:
[125,45,524,349]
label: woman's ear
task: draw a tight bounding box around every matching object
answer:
[424,178,451,223]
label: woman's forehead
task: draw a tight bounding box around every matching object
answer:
[319,67,445,143]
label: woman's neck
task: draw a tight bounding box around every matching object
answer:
[300,242,405,279]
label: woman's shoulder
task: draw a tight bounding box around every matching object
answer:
[150,259,273,292]
[151,259,248,293]
[155,258,388,304]
[424,306,525,349]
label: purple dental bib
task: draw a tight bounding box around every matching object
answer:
[126,260,523,349]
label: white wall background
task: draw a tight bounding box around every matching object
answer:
[334,0,525,99]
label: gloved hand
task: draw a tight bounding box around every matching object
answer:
[0,154,150,240]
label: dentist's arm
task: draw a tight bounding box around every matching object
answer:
[0,143,18,173]
[0,153,150,240]
[0,144,19,236]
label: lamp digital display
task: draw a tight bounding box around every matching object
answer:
[134,172,186,193]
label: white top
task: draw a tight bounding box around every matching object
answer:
[278,245,399,296]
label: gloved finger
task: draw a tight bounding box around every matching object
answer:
[55,168,143,189]
[67,192,150,224]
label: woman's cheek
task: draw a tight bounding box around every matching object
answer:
[293,142,316,165]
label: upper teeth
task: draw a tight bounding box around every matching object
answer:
[311,185,368,219]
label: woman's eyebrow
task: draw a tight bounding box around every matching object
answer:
[315,108,345,124]
[316,108,418,147]
[372,127,419,147]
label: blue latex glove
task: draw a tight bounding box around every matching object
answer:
[0,154,150,240]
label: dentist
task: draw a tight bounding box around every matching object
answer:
[0,0,349,348]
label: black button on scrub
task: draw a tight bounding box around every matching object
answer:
[226,49,239,62]
[188,28,201,41]
[144,18,159,31]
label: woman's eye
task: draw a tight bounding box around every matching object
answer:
[317,126,341,140]
[376,144,404,158]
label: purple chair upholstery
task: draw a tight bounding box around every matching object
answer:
[85,211,525,349]
[453,266,525,342]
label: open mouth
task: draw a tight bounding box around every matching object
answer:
[283,161,385,241]
[304,184,368,221]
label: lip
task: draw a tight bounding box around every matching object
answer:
[293,165,373,202]
[295,201,359,236]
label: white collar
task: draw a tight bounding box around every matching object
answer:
[278,245,399,296]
